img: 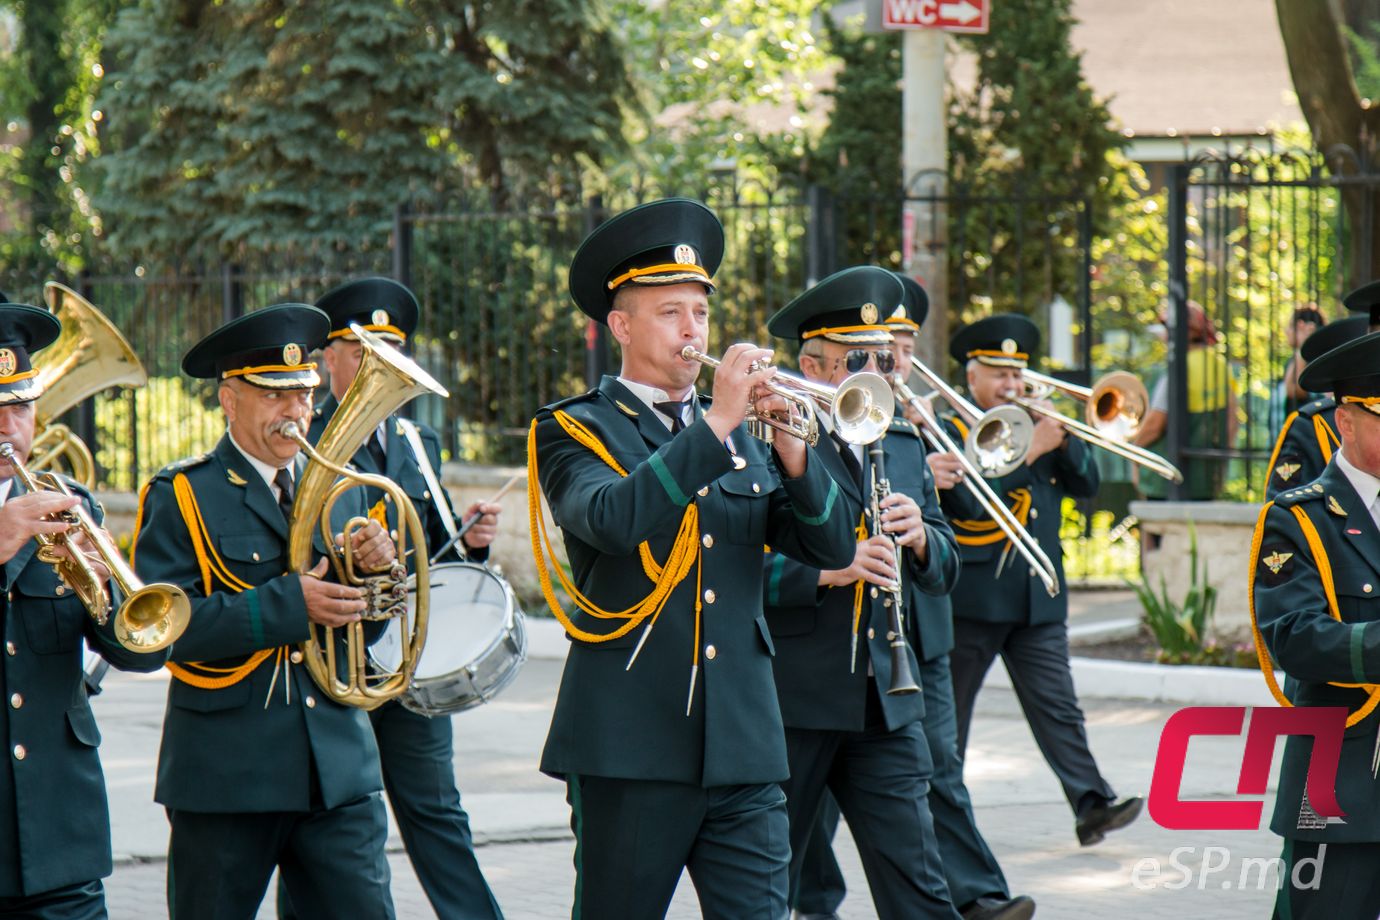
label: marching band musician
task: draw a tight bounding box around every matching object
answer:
[1263,282,1380,500]
[939,314,1143,847]
[132,304,399,919]
[0,298,170,919]
[276,277,505,920]
[759,266,962,920]
[1251,329,1380,917]
[529,198,855,919]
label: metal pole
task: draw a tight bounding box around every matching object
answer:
[1166,164,1190,501]
[902,29,949,375]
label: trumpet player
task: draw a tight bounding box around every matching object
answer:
[131,305,399,920]
[530,198,854,919]
[761,266,962,920]
[940,314,1142,847]
[0,298,170,919]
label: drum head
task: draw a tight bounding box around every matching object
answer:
[371,562,512,680]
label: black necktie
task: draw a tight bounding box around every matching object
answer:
[366,431,387,473]
[832,432,865,491]
[274,467,295,522]
[654,400,691,435]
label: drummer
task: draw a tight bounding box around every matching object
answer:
[281,278,506,919]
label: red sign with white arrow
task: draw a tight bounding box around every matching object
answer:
[882,0,989,33]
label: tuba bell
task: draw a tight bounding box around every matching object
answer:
[29,282,149,487]
[280,324,448,710]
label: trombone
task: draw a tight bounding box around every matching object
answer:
[679,346,895,446]
[888,372,1061,598]
[905,355,1035,478]
[0,442,191,651]
[1013,370,1184,483]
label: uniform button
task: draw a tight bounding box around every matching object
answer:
[705,644,717,660]
[1029,508,1039,520]
[867,628,876,640]
[5,641,14,656]
[1049,477,1057,484]
[290,650,304,664]
[9,693,21,709]
[305,696,317,709]
[752,482,761,493]
[12,745,25,761]
[252,552,261,562]
[703,589,716,604]
[1366,585,1374,594]
[55,585,65,596]
[697,486,710,497]
[423,490,431,500]
[702,534,714,549]
[384,494,393,504]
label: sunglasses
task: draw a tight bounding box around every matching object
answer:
[838,349,896,375]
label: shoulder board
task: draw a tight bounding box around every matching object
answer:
[1298,397,1337,417]
[887,416,920,437]
[154,452,213,480]
[1274,482,1326,507]
[540,390,599,415]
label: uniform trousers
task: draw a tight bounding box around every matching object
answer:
[0,880,104,920]
[1274,840,1380,919]
[566,774,790,920]
[167,793,393,920]
[795,654,1009,913]
[949,618,1114,813]
[782,693,959,920]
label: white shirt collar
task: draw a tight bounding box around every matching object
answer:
[0,478,11,506]
[227,430,293,495]
[617,376,697,432]
[1335,448,1380,513]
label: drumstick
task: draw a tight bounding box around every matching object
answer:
[429,473,524,564]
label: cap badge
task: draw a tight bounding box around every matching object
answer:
[860,303,879,325]
[371,309,389,326]
[1001,338,1018,355]
[0,349,13,377]
[282,343,302,366]
[673,244,697,265]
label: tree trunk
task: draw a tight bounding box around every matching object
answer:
[1276,0,1380,285]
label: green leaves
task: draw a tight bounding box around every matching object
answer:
[1133,520,1221,663]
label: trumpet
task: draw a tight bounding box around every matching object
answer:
[1010,370,1183,483]
[904,355,1034,478]
[0,442,191,651]
[679,346,894,447]
[888,374,1061,598]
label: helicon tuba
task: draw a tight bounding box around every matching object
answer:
[29,282,148,487]
[279,324,448,710]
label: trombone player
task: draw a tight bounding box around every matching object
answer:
[132,305,400,919]
[0,296,170,919]
[940,314,1142,847]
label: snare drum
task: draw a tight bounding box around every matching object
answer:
[370,561,527,716]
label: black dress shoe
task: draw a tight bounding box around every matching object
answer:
[792,913,842,920]
[1076,795,1144,846]
[961,894,1036,920]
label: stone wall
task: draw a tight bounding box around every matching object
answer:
[1131,500,1260,641]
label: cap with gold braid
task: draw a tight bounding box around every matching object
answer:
[1300,329,1380,415]
[182,303,329,389]
[767,265,901,345]
[948,313,1040,369]
[0,300,61,404]
[886,272,929,335]
[568,198,723,324]
[316,276,418,344]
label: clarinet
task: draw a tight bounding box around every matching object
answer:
[868,438,921,696]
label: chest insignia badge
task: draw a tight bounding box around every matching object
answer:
[1274,462,1301,482]
[1262,550,1294,575]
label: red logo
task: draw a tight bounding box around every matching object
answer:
[1149,706,1347,830]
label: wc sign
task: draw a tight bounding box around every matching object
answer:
[1149,706,1347,831]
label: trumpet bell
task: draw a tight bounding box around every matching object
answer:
[1087,371,1149,440]
[966,405,1034,478]
[833,372,897,445]
[115,585,193,652]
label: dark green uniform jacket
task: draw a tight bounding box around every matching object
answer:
[941,418,1098,624]
[1254,459,1380,843]
[133,434,383,813]
[534,377,856,788]
[764,417,960,732]
[309,395,482,569]
[1264,396,1338,501]
[0,478,169,897]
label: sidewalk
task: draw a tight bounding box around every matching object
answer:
[94,602,1286,919]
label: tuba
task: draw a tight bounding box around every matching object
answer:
[280,324,447,710]
[30,282,148,487]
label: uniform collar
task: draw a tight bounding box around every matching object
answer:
[226,430,293,493]
[1335,448,1380,511]
[616,375,697,432]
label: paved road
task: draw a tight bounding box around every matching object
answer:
[94,619,1285,919]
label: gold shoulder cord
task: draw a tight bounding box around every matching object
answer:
[1248,500,1380,727]
[1313,414,1339,465]
[528,412,709,713]
[1263,411,1298,475]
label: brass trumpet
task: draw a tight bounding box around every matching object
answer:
[29,283,148,487]
[0,442,191,651]
[1012,369,1183,483]
[905,356,1034,478]
[679,346,894,446]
